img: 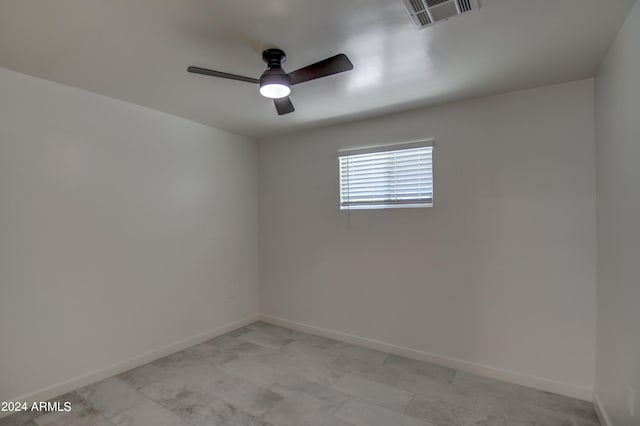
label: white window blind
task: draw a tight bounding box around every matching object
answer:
[338,141,434,210]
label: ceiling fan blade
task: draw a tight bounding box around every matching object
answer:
[287,54,353,85]
[187,66,259,84]
[274,97,295,115]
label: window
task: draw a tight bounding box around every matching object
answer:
[338,141,434,210]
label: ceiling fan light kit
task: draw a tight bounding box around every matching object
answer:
[259,83,291,99]
[188,48,353,115]
[258,50,292,99]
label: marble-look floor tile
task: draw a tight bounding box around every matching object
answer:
[574,419,601,426]
[249,351,345,386]
[175,397,273,426]
[176,335,246,364]
[0,412,39,426]
[33,394,95,426]
[77,377,148,419]
[453,372,541,406]
[406,394,517,426]
[242,322,301,342]
[156,338,272,368]
[450,414,536,426]
[269,373,349,414]
[395,373,478,409]
[243,322,296,336]
[176,343,235,365]
[264,398,355,426]
[138,377,215,418]
[328,355,397,388]
[539,391,599,424]
[197,368,283,416]
[475,395,574,426]
[225,325,253,338]
[110,401,188,426]
[34,407,114,426]
[118,363,170,389]
[238,330,296,349]
[208,334,250,350]
[154,360,221,390]
[225,342,277,360]
[384,354,456,383]
[280,340,340,365]
[45,391,86,407]
[333,373,413,411]
[335,397,434,426]
[291,332,336,346]
[150,352,201,370]
[326,343,388,366]
[221,358,285,387]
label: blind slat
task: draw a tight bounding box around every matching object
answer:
[340,164,433,174]
[342,186,433,193]
[343,159,431,167]
[340,165,433,175]
[345,192,433,198]
[341,171,433,180]
[342,199,433,206]
[341,154,432,165]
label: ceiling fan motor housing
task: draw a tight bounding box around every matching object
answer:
[260,49,291,86]
[260,68,290,85]
[259,48,292,100]
[262,48,287,66]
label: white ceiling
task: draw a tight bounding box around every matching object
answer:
[0,0,635,138]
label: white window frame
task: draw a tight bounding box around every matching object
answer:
[338,140,434,210]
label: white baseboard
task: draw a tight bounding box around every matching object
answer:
[259,314,593,401]
[593,391,613,426]
[1,314,259,419]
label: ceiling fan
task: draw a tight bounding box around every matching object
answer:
[188,48,353,116]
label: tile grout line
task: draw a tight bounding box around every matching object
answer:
[403,393,418,414]
[331,394,351,416]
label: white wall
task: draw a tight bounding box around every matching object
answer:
[0,62,604,407]
[594,1,640,425]
[0,68,259,402]
[259,80,597,398]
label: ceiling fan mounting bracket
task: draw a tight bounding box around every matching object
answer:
[262,48,287,66]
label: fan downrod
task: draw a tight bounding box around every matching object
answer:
[262,49,287,67]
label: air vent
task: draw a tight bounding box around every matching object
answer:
[402,0,479,29]
[408,0,432,25]
[458,0,473,12]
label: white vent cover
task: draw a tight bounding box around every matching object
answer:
[402,0,479,29]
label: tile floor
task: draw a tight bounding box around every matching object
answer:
[0,321,600,426]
